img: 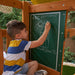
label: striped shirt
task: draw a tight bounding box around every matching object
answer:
[2,39,31,75]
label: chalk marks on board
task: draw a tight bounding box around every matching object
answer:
[30,14,57,54]
[30,11,66,72]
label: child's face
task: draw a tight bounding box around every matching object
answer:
[20,28,28,40]
[15,28,28,40]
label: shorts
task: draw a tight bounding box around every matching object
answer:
[15,63,28,75]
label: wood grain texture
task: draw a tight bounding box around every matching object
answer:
[0,0,22,9]
[22,1,30,62]
[67,28,75,38]
[6,32,11,49]
[29,0,75,13]
[2,29,11,50]
[38,64,60,75]
[2,29,6,37]
[64,11,68,38]
[0,29,4,75]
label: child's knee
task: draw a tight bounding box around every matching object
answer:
[28,61,38,68]
[34,61,38,66]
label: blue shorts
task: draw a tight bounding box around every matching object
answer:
[15,63,28,75]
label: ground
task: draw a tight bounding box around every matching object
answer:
[63,65,75,75]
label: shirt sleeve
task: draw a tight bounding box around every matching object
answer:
[21,40,31,51]
[24,41,31,51]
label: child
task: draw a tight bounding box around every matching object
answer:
[2,20,51,75]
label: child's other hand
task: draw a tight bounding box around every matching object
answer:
[45,21,51,32]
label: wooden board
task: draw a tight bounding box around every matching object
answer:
[2,29,11,49]
[29,0,75,13]
[29,11,66,72]
[38,64,60,75]
[0,29,4,75]
[22,1,30,62]
[0,0,22,9]
[67,28,75,38]
[6,32,12,49]
[2,29,6,37]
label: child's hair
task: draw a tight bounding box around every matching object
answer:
[6,20,26,39]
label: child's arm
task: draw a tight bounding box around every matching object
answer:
[30,21,51,48]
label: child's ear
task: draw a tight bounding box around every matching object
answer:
[15,34,21,39]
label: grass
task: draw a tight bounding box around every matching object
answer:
[62,65,75,75]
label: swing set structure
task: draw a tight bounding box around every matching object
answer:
[0,0,75,75]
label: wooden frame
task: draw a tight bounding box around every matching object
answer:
[0,29,11,74]
[0,0,22,74]
[0,0,75,75]
[29,0,75,13]
[28,1,75,75]
[22,1,30,62]
[60,10,68,75]
[2,29,11,50]
[0,29,4,75]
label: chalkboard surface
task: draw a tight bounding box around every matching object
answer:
[29,11,66,72]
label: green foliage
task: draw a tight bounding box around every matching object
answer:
[68,11,75,25]
[67,12,75,40]
[0,8,22,29]
[64,47,75,62]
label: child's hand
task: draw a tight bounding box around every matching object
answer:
[45,21,51,32]
[30,21,51,48]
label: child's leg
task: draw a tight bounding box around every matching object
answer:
[27,61,38,75]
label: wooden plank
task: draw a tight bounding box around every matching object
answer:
[22,1,30,62]
[67,28,75,38]
[2,29,11,49]
[0,0,22,9]
[0,29,4,75]
[22,1,30,31]
[61,11,68,75]
[38,64,60,75]
[2,29,6,37]
[6,32,11,49]
[64,11,69,38]
[29,0,75,13]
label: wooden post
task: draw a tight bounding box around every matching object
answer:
[61,10,68,75]
[6,32,11,49]
[29,1,75,13]
[0,29,4,75]
[22,1,30,62]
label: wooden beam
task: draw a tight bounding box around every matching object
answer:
[2,29,11,49]
[22,1,30,62]
[0,29,4,75]
[38,64,60,75]
[64,11,69,38]
[0,0,22,9]
[61,11,69,75]
[29,0,75,13]
[2,29,6,37]
[67,28,75,38]
[6,32,11,49]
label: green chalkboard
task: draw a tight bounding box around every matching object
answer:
[29,11,66,72]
